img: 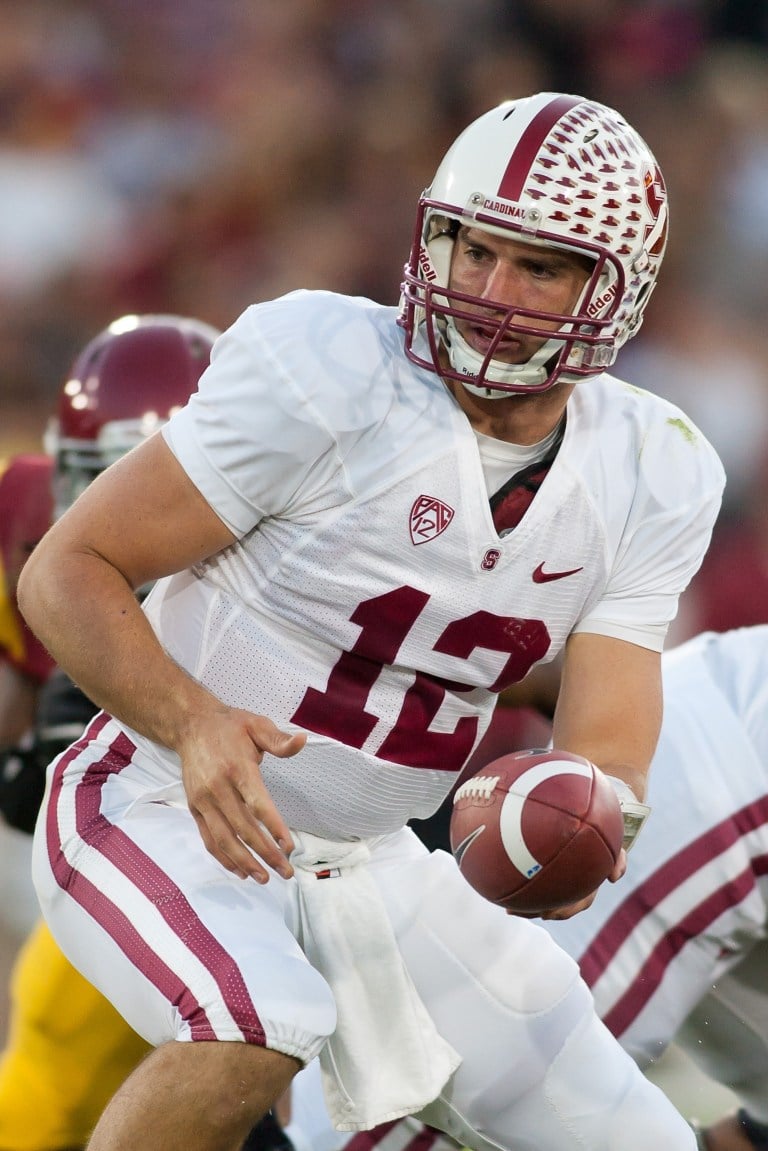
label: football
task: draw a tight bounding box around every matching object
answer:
[449,748,624,915]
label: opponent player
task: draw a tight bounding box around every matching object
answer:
[21,93,724,1150]
[0,315,218,1151]
[0,455,55,960]
[0,454,54,751]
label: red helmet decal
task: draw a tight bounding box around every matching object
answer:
[643,164,668,257]
[497,95,582,203]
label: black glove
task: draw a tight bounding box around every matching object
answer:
[0,669,99,835]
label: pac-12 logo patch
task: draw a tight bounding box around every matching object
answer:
[409,495,455,545]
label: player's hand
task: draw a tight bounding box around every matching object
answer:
[607,846,628,884]
[531,893,599,921]
[176,706,306,882]
[510,848,628,921]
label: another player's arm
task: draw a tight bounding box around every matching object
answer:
[0,660,39,749]
[17,433,304,882]
[498,658,560,719]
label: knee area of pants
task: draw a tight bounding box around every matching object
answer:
[210,955,336,1063]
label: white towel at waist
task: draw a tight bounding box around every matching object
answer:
[291,830,461,1131]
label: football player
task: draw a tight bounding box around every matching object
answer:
[539,625,768,1151]
[0,315,218,1151]
[20,94,724,1150]
[289,627,768,1151]
[0,454,55,961]
[0,454,55,750]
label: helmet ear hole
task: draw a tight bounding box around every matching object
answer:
[634,281,653,310]
[425,215,459,243]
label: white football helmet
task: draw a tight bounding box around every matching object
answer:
[399,92,669,397]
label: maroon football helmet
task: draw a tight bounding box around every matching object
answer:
[45,314,220,517]
[0,454,54,600]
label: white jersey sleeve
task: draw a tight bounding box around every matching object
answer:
[162,291,388,535]
[569,384,725,650]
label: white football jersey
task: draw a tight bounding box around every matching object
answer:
[542,625,768,1063]
[137,290,724,839]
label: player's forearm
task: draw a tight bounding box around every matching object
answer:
[0,661,39,748]
[551,700,652,801]
[554,634,661,805]
[17,549,214,753]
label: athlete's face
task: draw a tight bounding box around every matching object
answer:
[447,227,593,364]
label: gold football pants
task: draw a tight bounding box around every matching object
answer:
[0,919,150,1150]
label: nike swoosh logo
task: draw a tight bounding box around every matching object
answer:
[532,562,584,583]
[452,825,485,866]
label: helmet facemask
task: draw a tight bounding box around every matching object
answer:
[403,205,624,398]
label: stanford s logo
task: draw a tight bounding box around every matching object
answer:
[409,495,455,545]
[643,164,668,258]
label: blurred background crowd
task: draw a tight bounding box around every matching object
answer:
[2,0,768,638]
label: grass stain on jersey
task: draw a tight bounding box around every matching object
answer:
[666,417,697,445]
